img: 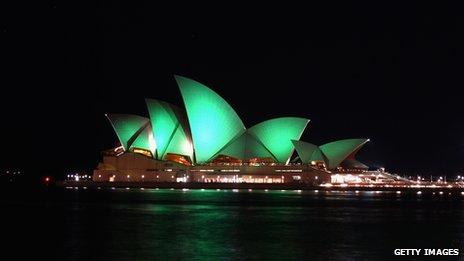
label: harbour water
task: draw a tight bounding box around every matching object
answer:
[3,187,464,260]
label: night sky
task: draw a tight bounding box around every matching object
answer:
[3,2,464,177]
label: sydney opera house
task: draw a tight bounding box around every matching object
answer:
[93,75,374,185]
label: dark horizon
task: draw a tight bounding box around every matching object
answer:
[3,2,464,177]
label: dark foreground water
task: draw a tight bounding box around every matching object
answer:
[3,188,464,260]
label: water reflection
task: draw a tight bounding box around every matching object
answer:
[2,188,464,260]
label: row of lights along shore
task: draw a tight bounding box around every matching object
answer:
[66,173,92,182]
[64,187,464,195]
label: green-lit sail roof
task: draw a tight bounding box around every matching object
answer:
[291,140,326,163]
[105,76,371,167]
[163,125,193,160]
[244,132,276,160]
[214,132,247,160]
[145,99,193,160]
[248,117,310,164]
[129,124,157,156]
[319,138,369,169]
[106,114,149,151]
[215,131,276,161]
[175,75,246,163]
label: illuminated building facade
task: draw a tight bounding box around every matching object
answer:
[94,75,371,185]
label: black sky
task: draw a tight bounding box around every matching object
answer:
[3,2,464,177]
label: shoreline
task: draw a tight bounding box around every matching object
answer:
[57,181,464,192]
